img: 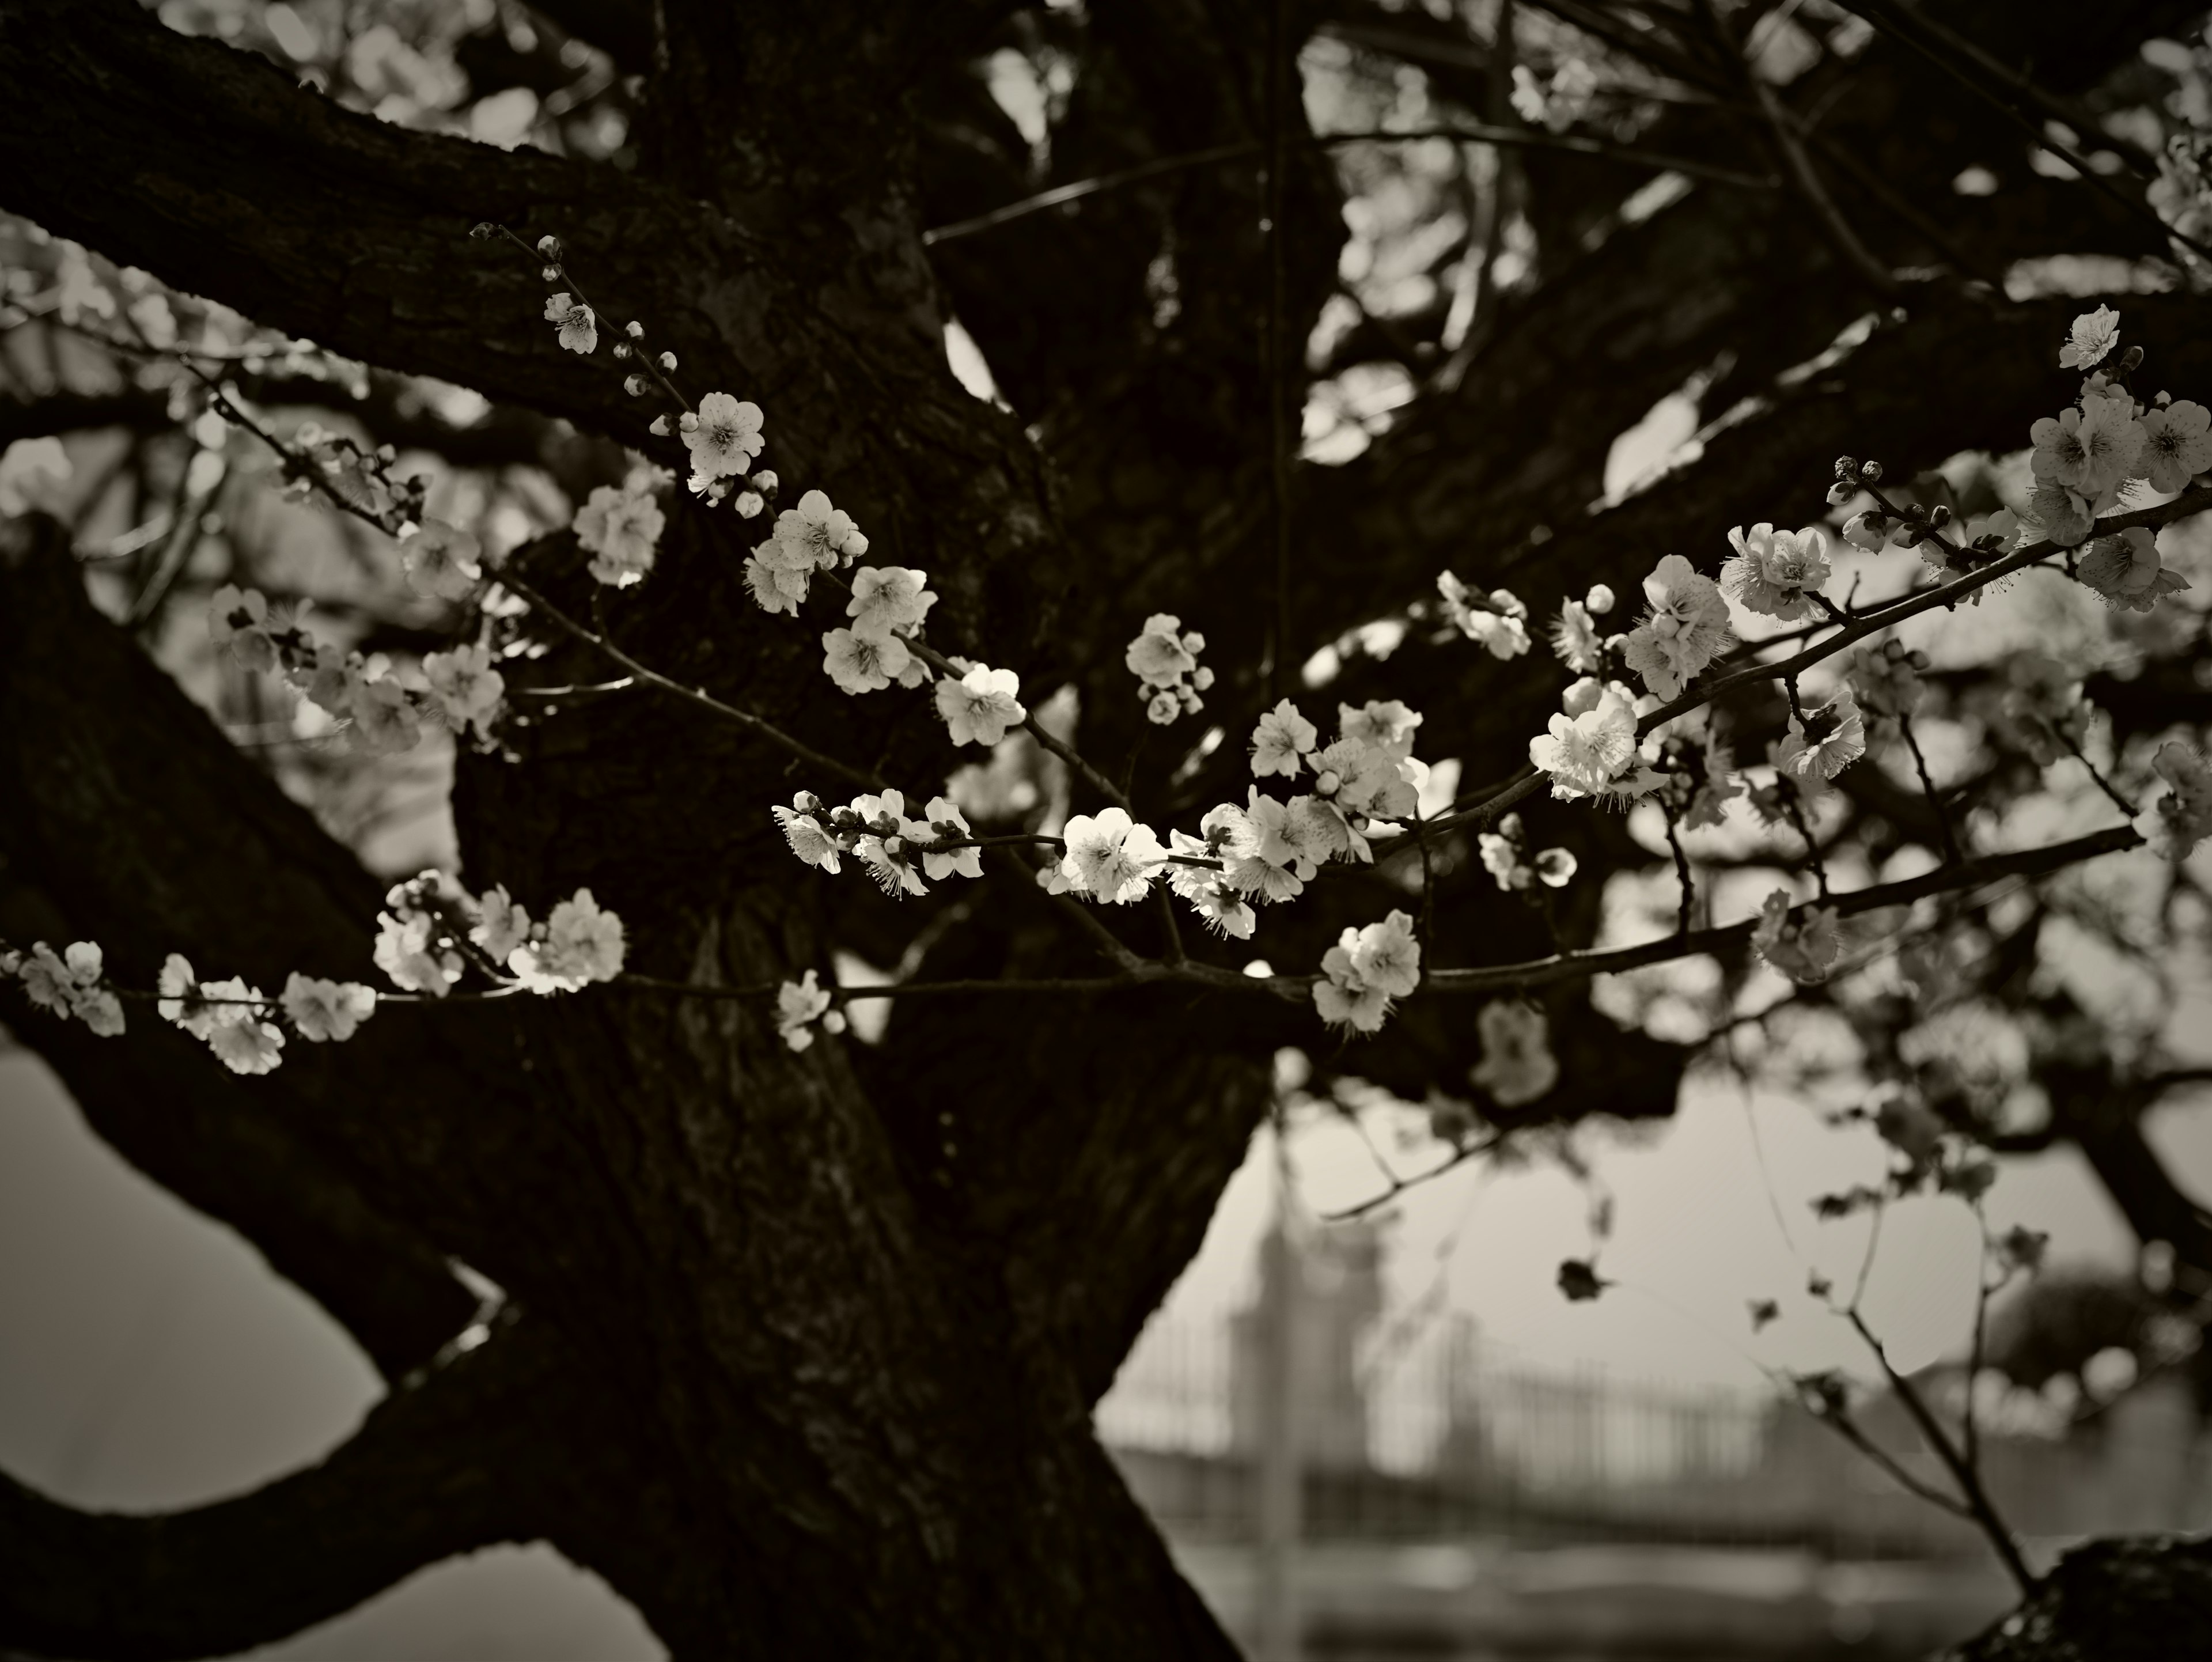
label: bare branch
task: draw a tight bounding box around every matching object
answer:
[0,1313,569,1661]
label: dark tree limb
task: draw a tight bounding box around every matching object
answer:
[0,1312,571,1662]
[0,514,537,1366]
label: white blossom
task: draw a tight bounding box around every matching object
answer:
[575,480,667,588]
[1338,699,1423,756]
[1550,598,1604,672]
[682,391,765,482]
[1529,686,1654,801]
[208,1004,285,1074]
[823,627,920,695]
[543,292,597,354]
[935,663,1026,747]
[772,796,843,873]
[375,908,460,996]
[422,641,505,739]
[2078,525,2192,612]
[1313,910,1420,1034]
[1060,807,1166,903]
[400,518,483,601]
[845,566,937,644]
[2058,305,2120,370]
[1126,612,1198,687]
[281,974,377,1042]
[349,675,422,756]
[1622,554,1730,700]
[2138,399,2212,493]
[1776,687,1866,786]
[1439,572,1532,659]
[509,889,626,991]
[469,886,534,961]
[777,969,835,1051]
[912,797,984,881]
[1721,524,1831,621]
[1249,698,1316,777]
[2031,397,2144,499]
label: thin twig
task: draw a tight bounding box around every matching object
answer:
[901,635,1130,811]
[1664,807,1695,934]
[2056,725,2137,818]
[1896,710,1961,862]
[1849,0,2205,261]
[1752,75,1899,298]
[1844,1307,2035,1593]
[502,576,884,790]
[918,125,1773,245]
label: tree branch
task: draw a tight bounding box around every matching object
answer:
[0,1312,569,1662]
[0,514,533,1372]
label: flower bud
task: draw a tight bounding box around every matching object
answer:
[471,222,498,240]
[541,265,560,282]
[1314,769,1342,797]
[736,490,764,517]
[624,374,646,395]
[649,415,670,436]
[753,470,779,493]
[658,351,677,372]
[1834,456,1858,479]
[1826,482,1854,506]
[822,1009,848,1035]
[1929,503,1952,527]
[626,320,644,339]
[2120,344,2146,373]
[612,342,631,359]
[679,411,699,433]
[1841,511,1885,551]
[1859,459,1883,482]
[1584,583,1615,615]
[537,235,559,257]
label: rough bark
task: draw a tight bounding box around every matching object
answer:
[1941,1534,2212,1661]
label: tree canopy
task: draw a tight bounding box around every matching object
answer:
[5,1,2212,1656]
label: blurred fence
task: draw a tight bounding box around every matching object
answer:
[1094,1313,2209,1555]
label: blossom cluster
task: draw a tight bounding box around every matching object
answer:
[1314,910,1421,1033]
[574,463,672,588]
[773,789,987,899]
[824,565,935,692]
[0,936,386,1077]
[3,940,123,1035]
[210,582,506,751]
[1124,612,1214,724]
[157,957,377,1075]
[375,872,626,997]
[1438,570,1532,659]
[746,488,869,618]
[775,968,849,1051]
